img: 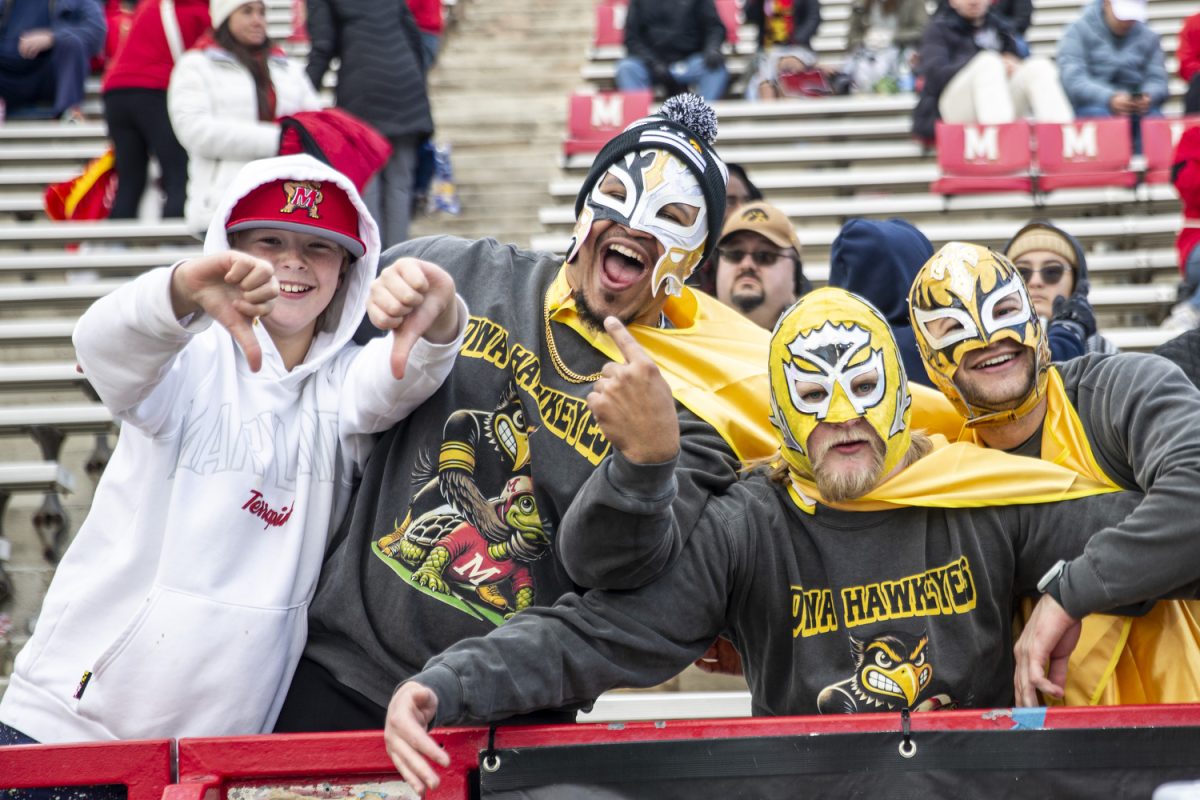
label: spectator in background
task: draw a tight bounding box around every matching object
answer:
[1057,0,1167,152]
[724,162,763,221]
[992,0,1033,37]
[1180,11,1200,114]
[0,0,105,122]
[828,218,934,387]
[912,0,1072,142]
[712,200,810,329]
[743,0,828,100]
[405,0,442,69]
[307,0,432,249]
[1164,126,1200,333]
[745,0,821,51]
[168,0,321,233]
[843,0,928,94]
[1005,221,1117,355]
[102,0,210,220]
[615,0,728,102]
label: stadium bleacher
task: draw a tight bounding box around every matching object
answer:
[0,0,1196,705]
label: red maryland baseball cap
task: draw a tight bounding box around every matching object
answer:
[226,178,366,258]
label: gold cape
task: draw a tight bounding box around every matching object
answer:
[959,367,1200,705]
[546,270,778,461]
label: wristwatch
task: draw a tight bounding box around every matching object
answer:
[1037,558,1155,618]
[1037,559,1068,607]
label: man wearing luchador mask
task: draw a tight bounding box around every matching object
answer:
[909,241,1200,707]
[273,96,782,733]
[384,288,1200,795]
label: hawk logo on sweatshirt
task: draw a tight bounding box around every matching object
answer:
[816,630,955,713]
[280,181,323,219]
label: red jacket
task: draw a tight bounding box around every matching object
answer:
[101,0,212,93]
[1180,13,1200,82]
[406,0,443,35]
[1174,126,1200,271]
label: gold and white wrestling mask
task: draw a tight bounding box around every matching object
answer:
[908,241,1051,427]
[769,287,913,480]
[566,148,709,298]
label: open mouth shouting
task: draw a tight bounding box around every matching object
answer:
[599,238,651,293]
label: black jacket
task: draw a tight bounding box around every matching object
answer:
[912,7,1020,140]
[305,0,433,140]
[623,0,727,66]
[1154,328,1200,390]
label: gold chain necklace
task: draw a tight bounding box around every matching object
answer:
[543,290,603,384]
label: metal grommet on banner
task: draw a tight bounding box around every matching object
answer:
[898,708,917,758]
[482,724,502,773]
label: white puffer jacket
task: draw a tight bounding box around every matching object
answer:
[168,45,322,231]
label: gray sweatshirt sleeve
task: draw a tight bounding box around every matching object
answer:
[412,463,737,726]
[557,408,739,589]
[1037,355,1200,615]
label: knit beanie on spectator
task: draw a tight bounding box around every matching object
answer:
[573,94,729,264]
[1005,227,1077,270]
[210,0,245,32]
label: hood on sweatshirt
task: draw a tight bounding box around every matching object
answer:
[204,153,381,379]
[829,218,933,325]
[828,218,934,387]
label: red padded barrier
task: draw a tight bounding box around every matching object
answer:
[0,739,172,800]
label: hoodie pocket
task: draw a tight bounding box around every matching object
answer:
[76,587,305,739]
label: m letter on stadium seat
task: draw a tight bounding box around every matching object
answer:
[564,90,652,157]
[930,121,1034,195]
[593,2,628,49]
[1142,116,1200,184]
[1034,119,1136,191]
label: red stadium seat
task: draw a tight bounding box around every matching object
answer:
[1141,115,1200,184]
[593,1,628,49]
[564,90,653,157]
[1033,119,1136,191]
[715,0,741,45]
[930,121,1034,195]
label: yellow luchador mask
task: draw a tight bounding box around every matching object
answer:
[769,287,912,480]
[908,242,1050,427]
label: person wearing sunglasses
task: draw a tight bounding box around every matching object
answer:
[1005,220,1118,358]
[712,200,812,330]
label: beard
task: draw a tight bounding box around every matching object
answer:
[954,350,1037,411]
[572,287,616,332]
[811,428,887,503]
[728,272,765,313]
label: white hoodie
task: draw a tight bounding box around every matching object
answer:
[0,155,465,742]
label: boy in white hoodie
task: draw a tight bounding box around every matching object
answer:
[0,154,466,746]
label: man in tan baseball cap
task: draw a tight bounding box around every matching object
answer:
[712,200,811,329]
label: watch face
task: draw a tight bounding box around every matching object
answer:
[1037,560,1066,593]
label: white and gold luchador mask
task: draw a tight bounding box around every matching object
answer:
[566,149,708,297]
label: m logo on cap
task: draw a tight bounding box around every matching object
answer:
[742,207,770,223]
[281,181,324,219]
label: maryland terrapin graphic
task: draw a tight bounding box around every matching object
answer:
[816,630,956,713]
[373,382,548,625]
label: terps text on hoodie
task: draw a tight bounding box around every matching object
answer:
[242,489,294,529]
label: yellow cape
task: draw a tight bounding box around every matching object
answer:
[546,270,777,462]
[960,368,1200,706]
